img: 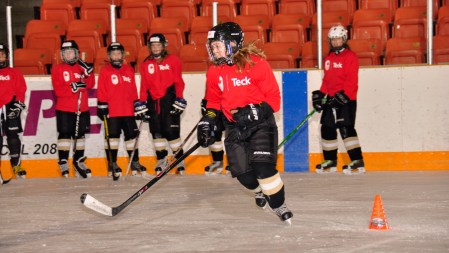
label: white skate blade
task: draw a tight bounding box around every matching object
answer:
[343,167,366,175]
[80,193,113,216]
[316,167,337,174]
[283,218,292,226]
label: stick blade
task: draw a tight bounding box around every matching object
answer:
[80,193,113,216]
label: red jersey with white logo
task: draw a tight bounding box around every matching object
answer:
[51,63,95,112]
[320,49,359,100]
[139,54,185,101]
[0,67,27,107]
[97,64,138,117]
[204,55,281,121]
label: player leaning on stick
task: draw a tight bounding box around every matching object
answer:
[197,22,293,224]
[0,43,27,179]
[312,25,366,175]
[97,42,148,178]
[139,34,188,175]
[51,40,94,178]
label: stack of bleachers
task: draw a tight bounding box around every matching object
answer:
[12,0,449,74]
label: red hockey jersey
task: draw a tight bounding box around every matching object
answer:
[0,67,27,107]
[51,63,95,112]
[97,64,138,117]
[139,54,185,101]
[320,49,359,100]
[204,55,281,121]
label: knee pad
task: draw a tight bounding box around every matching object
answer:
[236,171,259,190]
[338,126,356,139]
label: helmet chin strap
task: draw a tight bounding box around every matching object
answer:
[332,47,345,54]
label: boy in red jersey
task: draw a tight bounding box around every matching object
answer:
[51,40,94,178]
[139,34,187,175]
[312,25,366,175]
[0,43,27,180]
[96,42,148,179]
[197,22,293,224]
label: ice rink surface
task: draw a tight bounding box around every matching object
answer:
[1,171,448,253]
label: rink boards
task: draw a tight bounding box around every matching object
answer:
[1,65,448,178]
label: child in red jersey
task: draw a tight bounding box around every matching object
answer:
[51,40,94,178]
[197,22,293,225]
[0,43,27,180]
[96,42,148,179]
[312,25,366,175]
[139,34,188,175]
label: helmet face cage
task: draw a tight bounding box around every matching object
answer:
[0,43,9,68]
[206,22,244,65]
[60,40,79,65]
[148,34,167,57]
[327,25,348,51]
[107,42,125,68]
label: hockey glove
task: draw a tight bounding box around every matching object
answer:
[6,99,26,119]
[328,90,350,107]
[232,102,273,128]
[70,82,87,93]
[200,99,207,116]
[78,59,93,76]
[97,101,109,121]
[134,100,148,120]
[197,109,218,148]
[143,110,151,122]
[170,98,187,115]
[312,90,325,112]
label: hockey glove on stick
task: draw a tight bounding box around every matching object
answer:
[197,109,218,148]
[232,102,273,128]
[70,82,87,93]
[134,100,148,120]
[78,59,93,76]
[6,98,26,119]
[312,90,325,112]
[97,101,109,121]
[170,98,187,115]
[328,90,350,107]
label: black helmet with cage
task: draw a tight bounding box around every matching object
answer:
[147,33,168,58]
[60,40,80,65]
[107,42,125,68]
[0,43,9,69]
[206,22,244,65]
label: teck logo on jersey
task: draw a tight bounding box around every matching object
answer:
[231,76,251,86]
[0,75,10,81]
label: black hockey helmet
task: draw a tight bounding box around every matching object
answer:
[147,33,168,58]
[107,42,125,68]
[206,22,244,65]
[60,40,80,65]
[0,43,9,68]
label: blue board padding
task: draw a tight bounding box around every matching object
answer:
[282,71,309,172]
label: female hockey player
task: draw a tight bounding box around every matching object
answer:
[0,43,27,180]
[312,25,366,175]
[197,22,293,224]
[96,42,148,178]
[51,40,94,178]
[139,34,188,175]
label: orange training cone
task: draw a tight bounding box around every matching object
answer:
[369,194,389,230]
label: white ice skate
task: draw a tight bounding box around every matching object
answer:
[154,157,168,175]
[272,203,293,225]
[58,159,70,178]
[342,160,366,175]
[205,161,223,175]
[315,160,337,174]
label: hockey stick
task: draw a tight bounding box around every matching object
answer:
[72,92,87,178]
[123,120,144,177]
[103,115,120,181]
[80,142,201,216]
[278,109,316,148]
